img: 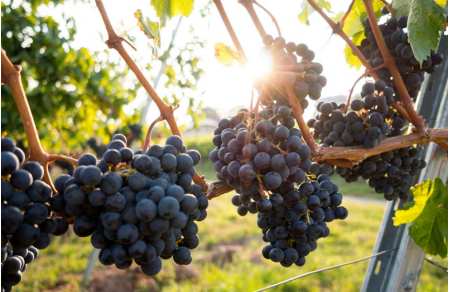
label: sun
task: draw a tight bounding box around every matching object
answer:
[243,50,273,83]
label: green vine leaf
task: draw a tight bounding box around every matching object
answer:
[344,31,365,68]
[393,178,448,257]
[341,0,383,67]
[150,0,194,24]
[342,0,384,37]
[134,9,160,51]
[298,0,332,25]
[408,0,446,63]
[392,0,411,17]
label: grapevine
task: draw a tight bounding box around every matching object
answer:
[0,0,448,289]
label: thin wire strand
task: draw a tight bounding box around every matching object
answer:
[255,249,395,292]
[424,257,448,272]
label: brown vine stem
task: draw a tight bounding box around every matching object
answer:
[1,49,77,190]
[208,128,448,198]
[315,128,448,165]
[253,0,282,37]
[142,115,164,151]
[379,0,394,15]
[239,0,268,39]
[285,86,318,154]
[344,71,367,113]
[213,0,247,61]
[95,0,208,190]
[305,0,373,72]
[362,0,425,131]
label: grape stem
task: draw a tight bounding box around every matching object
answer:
[142,115,164,152]
[95,0,208,190]
[1,50,77,191]
[344,71,368,113]
[212,0,247,62]
[379,0,395,15]
[252,0,282,38]
[239,0,268,40]
[285,87,319,154]
[305,0,374,70]
[362,0,425,131]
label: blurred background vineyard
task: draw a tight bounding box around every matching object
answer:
[1,0,447,291]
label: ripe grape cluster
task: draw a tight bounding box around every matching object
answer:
[337,147,426,200]
[52,134,208,276]
[261,35,327,109]
[308,80,405,148]
[359,15,443,99]
[209,104,347,267]
[2,245,39,292]
[1,138,68,291]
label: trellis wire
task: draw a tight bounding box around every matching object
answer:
[424,258,448,273]
[255,249,395,291]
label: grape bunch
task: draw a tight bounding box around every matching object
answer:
[308,80,405,148]
[2,245,39,292]
[261,35,327,109]
[52,134,208,276]
[337,147,426,200]
[1,138,68,291]
[86,124,142,157]
[209,104,348,267]
[359,15,443,99]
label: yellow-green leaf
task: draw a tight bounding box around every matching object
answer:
[342,0,384,38]
[393,180,434,226]
[164,65,176,86]
[393,178,448,257]
[298,0,331,25]
[214,43,240,65]
[343,31,364,68]
[151,0,194,20]
[435,0,447,8]
[344,45,362,68]
[298,6,310,25]
[134,9,160,47]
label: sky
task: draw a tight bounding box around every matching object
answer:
[42,0,365,125]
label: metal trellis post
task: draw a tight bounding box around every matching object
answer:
[361,36,448,292]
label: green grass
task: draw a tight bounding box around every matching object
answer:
[16,196,447,292]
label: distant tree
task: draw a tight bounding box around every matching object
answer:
[1,0,140,151]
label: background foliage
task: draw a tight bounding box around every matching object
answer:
[1,0,141,152]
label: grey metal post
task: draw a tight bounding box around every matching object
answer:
[361,36,448,292]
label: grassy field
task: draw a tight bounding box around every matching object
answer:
[16,194,447,292]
